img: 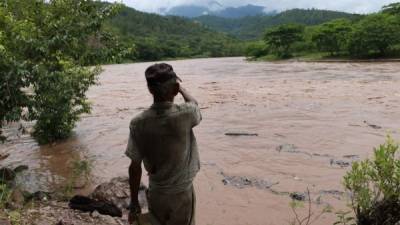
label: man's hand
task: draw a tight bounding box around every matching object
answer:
[128,203,141,224]
[128,161,142,224]
[179,84,198,104]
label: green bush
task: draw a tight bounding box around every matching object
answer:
[0,0,123,144]
[245,41,268,58]
[343,136,400,225]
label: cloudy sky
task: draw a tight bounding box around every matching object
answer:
[110,0,398,14]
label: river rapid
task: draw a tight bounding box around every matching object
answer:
[1,57,400,225]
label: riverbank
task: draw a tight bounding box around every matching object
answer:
[248,53,400,63]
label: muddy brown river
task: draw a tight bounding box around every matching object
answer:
[1,57,400,225]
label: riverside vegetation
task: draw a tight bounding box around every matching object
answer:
[246,3,400,60]
[288,137,400,225]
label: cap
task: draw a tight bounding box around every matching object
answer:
[145,63,182,86]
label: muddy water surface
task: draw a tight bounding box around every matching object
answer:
[1,57,400,225]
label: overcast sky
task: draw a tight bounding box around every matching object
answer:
[110,0,398,14]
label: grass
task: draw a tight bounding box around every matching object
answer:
[0,183,11,209]
[61,157,94,199]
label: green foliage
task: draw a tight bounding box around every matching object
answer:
[347,13,400,57]
[62,158,93,199]
[245,41,269,58]
[72,158,93,180]
[107,5,244,61]
[343,136,400,225]
[0,0,123,144]
[7,210,22,225]
[382,2,400,15]
[264,24,304,58]
[312,19,352,55]
[252,4,400,60]
[0,183,11,209]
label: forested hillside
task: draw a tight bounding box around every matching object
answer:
[194,9,361,40]
[106,5,244,61]
[246,3,400,60]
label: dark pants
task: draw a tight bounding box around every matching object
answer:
[147,186,195,225]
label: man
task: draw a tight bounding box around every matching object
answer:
[126,63,202,225]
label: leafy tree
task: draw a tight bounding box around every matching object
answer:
[245,41,268,58]
[312,19,352,55]
[382,2,400,15]
[0,0,122,144]
[135,38,164,61]
[348,13,400,57]
[264,24,304,58]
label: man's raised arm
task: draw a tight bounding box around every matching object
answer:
[179,85,198,105]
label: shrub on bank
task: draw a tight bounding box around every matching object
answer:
[343,136,400,225]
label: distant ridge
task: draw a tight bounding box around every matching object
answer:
[193,8,361,40]
[106,5,243,60]
[165,4,274,18]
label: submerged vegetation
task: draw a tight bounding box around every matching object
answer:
[247,3,400,60]
[0,0,124,144]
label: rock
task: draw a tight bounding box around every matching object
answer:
[91,210,101,218]
[330,159,351,168]
[73,177,88,189]
[98,214,117,224]
[0,167,16,182]
[0,153,10,161]
[363,120,382,129]
[225,132,258,137]
[23,200,124,225]
[90,176,147,210]
[312,153,334,158]
[319,190,345,200]
[0,219,11,225]
[343,154,360,160]
[55,219,74,225]
[69,195,122,217]
[290,192,306,201]
[276,144,298,153]
[14,170,53,194]
[293,176,302,181]
[13,165,29,173]
[26,191,52,202]
[221,172,278,190]
[5,188,26,210]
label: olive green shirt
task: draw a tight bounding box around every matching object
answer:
[126,102,202,194]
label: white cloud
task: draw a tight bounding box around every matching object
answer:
[110,0,399,14]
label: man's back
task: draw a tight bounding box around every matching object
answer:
[127,102,201,194]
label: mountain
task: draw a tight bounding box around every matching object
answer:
[166,4,273,18]
[208,1,224,11]
[193,9,361,40]
[167,5,209,18]
[105,5,244,60]
[216,4,267,18]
